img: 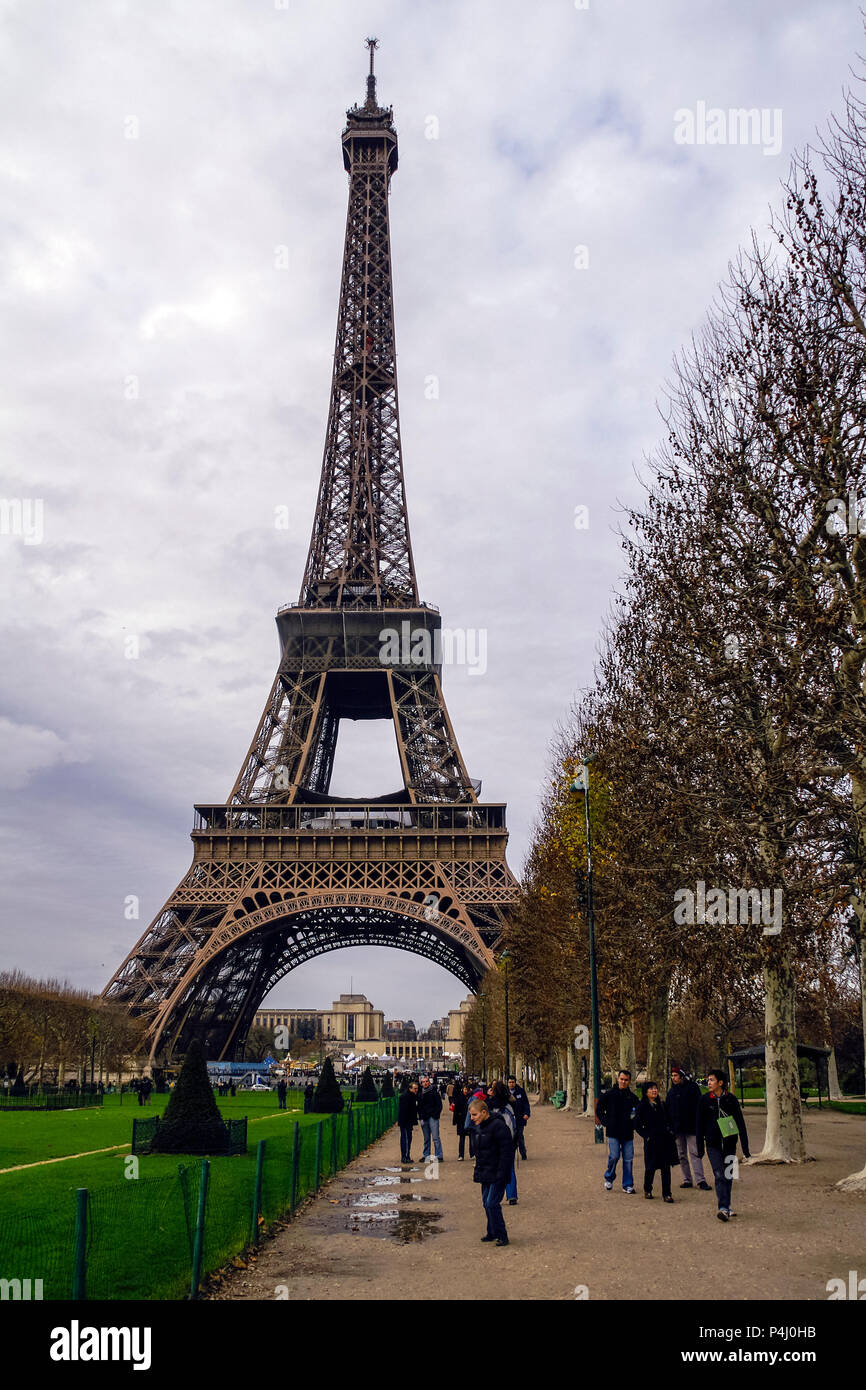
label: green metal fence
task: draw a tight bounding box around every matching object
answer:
[0,1092,104,1111]
[0,1097,397,1301]
[131,1114,248,1156]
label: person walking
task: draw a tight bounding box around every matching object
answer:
[696,1069,751,1222]
[595,1069,639,1193]
[469,1098,513,1247]
[418,1075,444,1161]
[452,1081,471,1159]
[507,1075,531,1159]
[635,1081,677,1202]
[398,1080,420,1163]
[488,1081,519,1205]
[276,1077,287,1110]
[666,1065,709,1190]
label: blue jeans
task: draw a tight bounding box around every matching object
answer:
[705,1146,733,1211]
[420,1117,443,1159]
[399,1125,414,1161]
[604,1137,634,1189]
[481,1182,508,1240]
[505,1159,517,1202]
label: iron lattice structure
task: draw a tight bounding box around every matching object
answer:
[103,44,519,1062]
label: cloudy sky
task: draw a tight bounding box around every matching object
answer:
[1,0,862,1027]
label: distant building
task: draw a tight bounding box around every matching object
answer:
[254,994,385,1051]
[385,1018,417,1043]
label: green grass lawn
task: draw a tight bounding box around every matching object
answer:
[0,1094,392,1300]
[0,1089,309,1170]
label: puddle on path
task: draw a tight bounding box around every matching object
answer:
[316,1168,444,1242]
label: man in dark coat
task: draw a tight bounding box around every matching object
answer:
[417,1075,444,1161]
[507,1075,531,1159]
[469,1098,513,1246]
[595,1069,639,1193]
[276,1077,287,1110]
[666,1065,709,1190]
[398,1080,420,1162]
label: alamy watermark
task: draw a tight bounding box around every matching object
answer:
[674,102,783,157]
[826,1270,866,1299]
[826,492,865,537]
[0,498,43,545]
[379,622,487,676]
[673,881,782,935]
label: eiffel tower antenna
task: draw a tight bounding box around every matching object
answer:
[103,46,519,1065]
[366,36,378,106]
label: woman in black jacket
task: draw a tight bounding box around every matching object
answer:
[696,1069,751,1221]
[452,1083,471,1159]
[397,1080,419,1163]
[635,1081,676,1201]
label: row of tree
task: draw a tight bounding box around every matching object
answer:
[468,67,866,1187]
[0,971,146,1088]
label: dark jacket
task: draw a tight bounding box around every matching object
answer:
[472,1113,513,1185]
[596,1085,639,1141]
[507,1085,531,1124]
[452,1088,470,1127]
[665,1078,701,1135]
[696,1090,750,1159]
[417,1084,443,1120]
[398,1090,419,1128]
[635,1096,678,1166]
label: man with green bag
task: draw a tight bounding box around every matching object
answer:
[696,1069,751,1221]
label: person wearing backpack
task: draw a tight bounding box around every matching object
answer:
[487,1080,519,1205]
[469,1098,513,1247]
[696,1069,751,1221]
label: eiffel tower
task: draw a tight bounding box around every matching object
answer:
[104,41,519,1062]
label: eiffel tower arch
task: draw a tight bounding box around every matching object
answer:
[103,41,519,1063]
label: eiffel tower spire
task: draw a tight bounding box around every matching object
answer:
[301,37,415,609]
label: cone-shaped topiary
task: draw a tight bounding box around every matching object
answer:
[380,1071,395,1098]
[150,1038,230,1154]
[355,1065,378,1103]
[11,1065,26,1096]
[311,1055,344,1113]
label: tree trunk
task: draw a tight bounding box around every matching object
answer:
[619,1017,636,1080]
[555,1045,567,1094]
[817,996,843,1101]
[564,1035,581,1110]
[754,944,808,1162]
[578,1030,599,1120]
[645,983,669,1085]
[538,1055,553,1104]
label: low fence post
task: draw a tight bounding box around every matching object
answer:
[251,1139,265,1247]
[190,1158,210,1300]
[72,1188,88,1300]
[314,1120,323,1191]
[290,1122,301,1212]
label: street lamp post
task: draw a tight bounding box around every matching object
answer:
[481,988,487,1079]
[502,950,511,1080]
[572,758,605,1144]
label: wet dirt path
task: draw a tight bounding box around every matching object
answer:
[211,1102,866,1302]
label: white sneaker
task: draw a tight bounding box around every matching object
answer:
[604,1180,613,1190]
